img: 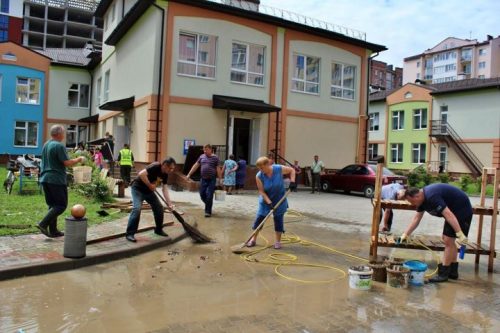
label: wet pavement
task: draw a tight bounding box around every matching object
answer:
[0,190,499,332]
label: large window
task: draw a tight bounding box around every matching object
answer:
[103,71,110,102]
[96,77,102,105]
[16,77,40,104]
[177,32,217,79]
[14,121,38,147]
[413,108,427,130]
[230,42,265,86]
[369,112,379,131]
[392,110,404,130]
[412,143,426,164]
[68,83,89,108]
[331,62,356,100]
[478,62,486,69]
[390,143,403,163]
[0,14,7,42]
[368,143,378,160]
[292,54,320,94]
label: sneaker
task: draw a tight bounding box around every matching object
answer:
[246,240,256,247]
[36,223,50,238]
[274,242,282,249]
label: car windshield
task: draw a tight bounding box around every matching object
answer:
[368,164,396,176]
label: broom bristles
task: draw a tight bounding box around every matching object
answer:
[172,210,212,243]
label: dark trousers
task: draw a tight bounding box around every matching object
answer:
[200,178,216,214]
[126,186,164,236]
[120,165,132,184]
[40,183,68,233]
[379,208,394,231]
[311,173,321,193]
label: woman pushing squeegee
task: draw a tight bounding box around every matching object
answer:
[232,156,296,254]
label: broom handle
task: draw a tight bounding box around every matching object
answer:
[154,189,172,209]
[243,190,291,245]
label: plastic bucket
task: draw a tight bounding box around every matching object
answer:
[214,190,226,201]
[368,261,388,283]
[348,266,373,290]
[386,265,410,288]
[403,260,428,286]
[73,166,92,184]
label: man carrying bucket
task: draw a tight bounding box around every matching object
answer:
[397,184,472,283]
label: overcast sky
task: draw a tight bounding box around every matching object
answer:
[262,0,500,67]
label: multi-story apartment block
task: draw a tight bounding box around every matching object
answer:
[22,0,103,50]
[1,0,23,43]
[370,59,402,91]
[91,0,385,171]
[403,36,500,84]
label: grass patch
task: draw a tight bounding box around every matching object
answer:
[0,167,126,236]
[448,181,494,197]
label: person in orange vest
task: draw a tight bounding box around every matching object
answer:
[118,143,134,185]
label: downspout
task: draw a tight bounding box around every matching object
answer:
[365,51,379,163]
[87,69,93,142]
[152,3,165,162]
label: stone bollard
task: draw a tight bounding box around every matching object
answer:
[63,204,88,259]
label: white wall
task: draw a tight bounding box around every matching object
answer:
[7,0,23,17]
[368,101,386,142]
[403,58,420,84]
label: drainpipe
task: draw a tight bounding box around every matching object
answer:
[152,3,165,162]
[87,69,93,142]
[365,51,379,163]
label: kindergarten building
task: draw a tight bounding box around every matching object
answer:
[91,0,386,170]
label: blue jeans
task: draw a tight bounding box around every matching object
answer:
[126,186,164,235]
[200,178,216,214]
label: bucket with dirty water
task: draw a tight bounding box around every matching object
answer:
[386,265,410,288]
[403,260,428,286]
[214,190,226,201]
[348,266,373,290]
[385,257,405,267]
[368,261,388,283]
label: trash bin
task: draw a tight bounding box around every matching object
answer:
[63,216,88,258]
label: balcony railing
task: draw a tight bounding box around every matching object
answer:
[25,0,100,12]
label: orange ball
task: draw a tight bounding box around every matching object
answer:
[71,204,86,219]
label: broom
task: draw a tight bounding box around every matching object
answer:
[154,189,212,243]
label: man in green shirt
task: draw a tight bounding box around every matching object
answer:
[311,155,325,194]
[37,125,85,237]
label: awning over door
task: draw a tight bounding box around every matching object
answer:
[99,96,135,111]
[77,114,99,123]
[212,95,281,113]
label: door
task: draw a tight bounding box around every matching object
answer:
[232,118,251,163]
[440,106,448,134]
[250,118,261,165]
[114,113,130,160]
[439,145,447,172]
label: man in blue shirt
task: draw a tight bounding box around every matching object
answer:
[398,184,472,282]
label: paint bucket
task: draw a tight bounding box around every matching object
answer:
[348,266,373,290]
[403,260,428,286]
[214,190,226,201]
[386,265,410,288]
[73,166,92,184]
[368,261,388,283]
[385,257,405,267]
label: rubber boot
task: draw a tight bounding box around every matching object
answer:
[449,262,459,280]
[429,264,450,283]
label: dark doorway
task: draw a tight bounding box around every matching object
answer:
[233,118,251,162]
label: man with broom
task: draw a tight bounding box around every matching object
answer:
[125,157,176,242]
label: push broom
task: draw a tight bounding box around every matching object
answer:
[231,190,291,254]
[154,189,212,243]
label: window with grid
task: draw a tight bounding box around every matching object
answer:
[16,77,40,104]
[0,0,8,13]
[14,121,38,147]
[413,108,427,130]
[231,42,265,86]
[292,54,320,94]
[103,71,110,102]
[391,143,403,163]
[331,62,356,100]
[412,143,426,163]
[96,78,101,105]
[369,112,379,131]
[392,110,404,130]
[177,32,217,79]
[68,83,89,108]
[0,14,7,42]
[368,143,378,160]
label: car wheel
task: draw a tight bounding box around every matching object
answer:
[363,185,375,198]
[321,182,330,192]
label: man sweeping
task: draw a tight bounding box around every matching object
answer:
[398,184,472,282]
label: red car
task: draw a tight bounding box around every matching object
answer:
[320,164,407,198]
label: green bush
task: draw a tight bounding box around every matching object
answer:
[71,169,113,203]
[438,173,450,183]
[459,175,473,192]
[475,176,483,193]
[407,172,420,187]
[408,165,434,187]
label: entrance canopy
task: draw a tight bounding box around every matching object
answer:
[99,96,135,111]
[77,114,99,123]
[212,95,281,113]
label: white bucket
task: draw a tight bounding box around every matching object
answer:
[214,190,226,201]
[73,166,92,184]
[348,266,373,290]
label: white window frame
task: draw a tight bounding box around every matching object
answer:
[14,121,38,148]
[177,32,217,80]
[479,49,486,56]
[230,41,265,86]
[331,62,356,101]
[16,77,41,105]
[390,143,403,163]
[368,143,378,160]
[369,112,379,131]
[96,77,102,106]
[412,143,426,164]
[68,83,90,108]
[413,108,427,130]
[478,61,486,69]
[103,71,110,102]
[291,54,320,95]
[392,110,404,130]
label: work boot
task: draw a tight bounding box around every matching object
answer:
[429,264,450,283]
[449,262,459,280]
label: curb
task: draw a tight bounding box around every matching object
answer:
[0,232,189,282]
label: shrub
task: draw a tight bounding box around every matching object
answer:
[475,176,483,193]
[423,172,434,185]
[407,172,420,187]
[459,175,473,192]
[71,169,113,203]
[438,173,450,184]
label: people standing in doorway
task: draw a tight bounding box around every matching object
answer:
[235,156,247,194]
[310,155,324,194]
[186,144,220,217]
[222,154,238,195]
[93,147,104,170]
[118,143,134,185]
[37,125,86,238]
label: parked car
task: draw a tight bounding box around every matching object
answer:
[320,164,407,198]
